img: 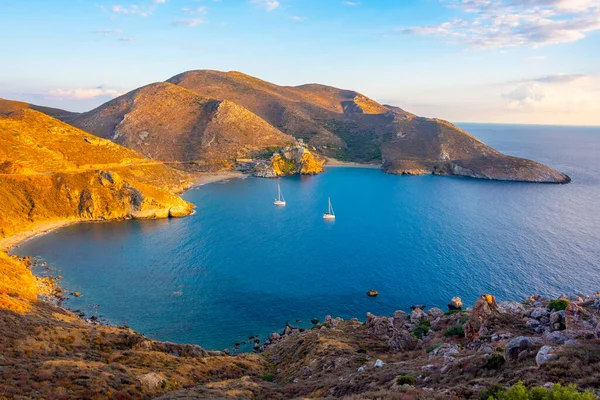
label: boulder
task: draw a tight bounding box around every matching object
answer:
[270,332,281,341]
[392,310,407,329]
[504,336,542,362]
[498,301,526,317]
[550,310,566,331]
[410,307,427,323]
[139,372,165,392]
[427,308,445,319]
[464,294,499,341]
[529,307,549,319]
[536,345,558,367]
[448,297,463,311]
[366,312,392,337]
[429,343,460,365]
[388,329,419,352]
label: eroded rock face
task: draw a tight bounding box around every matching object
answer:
[536,345,558,367]
[253,146,324,177]
[505,336,542,362]
[464,295,499,341]
[388,329,419,352]
[550,311,566,331]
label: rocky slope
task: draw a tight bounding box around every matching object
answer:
[63,83,296,171]
[163,70,570,183]
[0,99,194,243]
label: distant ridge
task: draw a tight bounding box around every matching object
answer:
[56,70,569,183]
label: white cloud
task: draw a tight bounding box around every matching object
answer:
[399,0,600,49]
[172,18,205,27]
[290,15,306,21]
[111,4,153,17]
[153,0,167,3]
[47,87,121,100]
[182,6,208,14]
[343,1,360,5]
[504,73,600,112]
[250,0,280,11]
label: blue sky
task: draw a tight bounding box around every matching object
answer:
[1,0,599,125]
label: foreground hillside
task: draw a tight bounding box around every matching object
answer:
[56,70,570,183]
[1,252,599,400]
[0,98,194,245]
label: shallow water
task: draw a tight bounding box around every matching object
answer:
[15,123,600,351]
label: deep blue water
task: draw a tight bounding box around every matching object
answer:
[14,123,600,351]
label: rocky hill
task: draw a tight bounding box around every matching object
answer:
[0,99,194,244]
[51,70,571,183]
[163,70,570,183]
[64,82,296,171]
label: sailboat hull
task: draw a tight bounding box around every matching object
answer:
[322,214,335,220]
[274,200,286,206]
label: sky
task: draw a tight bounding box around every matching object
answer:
[1,0,599,125]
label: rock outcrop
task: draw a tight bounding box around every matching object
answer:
[464,294,499,341]
[252,146,324,177]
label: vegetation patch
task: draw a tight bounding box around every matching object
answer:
[413,320,431,339]
[396,375,416,386]
[483,353,505,370]
[485,381,595,400]
[445,325,465,338]
[548,299,570,311]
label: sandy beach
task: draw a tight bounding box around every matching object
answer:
[323,157,382,169]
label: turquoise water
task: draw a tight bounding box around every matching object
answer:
[14,123,600,351]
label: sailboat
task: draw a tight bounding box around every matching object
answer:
[274,182,286,206]
[322,197,335,220]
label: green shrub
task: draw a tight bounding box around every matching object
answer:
[413,320,431,339]
[426,343,442,353]
[548,299,570,312]
[480,384,503,400]
[445,325,465,338]
[483,353,505,370]
[260,374,274,382]
[486,381,595,400]
[396,375,416,386]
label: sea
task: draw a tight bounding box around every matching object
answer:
[13,123,600,351]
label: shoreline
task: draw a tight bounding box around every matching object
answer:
[1,172,245,253]
[323,157,382,169]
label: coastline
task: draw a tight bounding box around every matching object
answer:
[323,157,382,169]
[1,172,244,253]
[191,170,247,186]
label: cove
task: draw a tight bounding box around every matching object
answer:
[14,123,600,351]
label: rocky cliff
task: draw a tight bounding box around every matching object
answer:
[0,99,194,243]
[252,146,324,178]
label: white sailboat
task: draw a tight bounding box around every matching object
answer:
[322,197,335,220]
[274,182,286,206]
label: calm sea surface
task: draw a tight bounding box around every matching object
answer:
[14,123,600,351]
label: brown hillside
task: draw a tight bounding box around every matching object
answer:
[163,70,569,183]
[68,82,295,168]
[0,99,194,246]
